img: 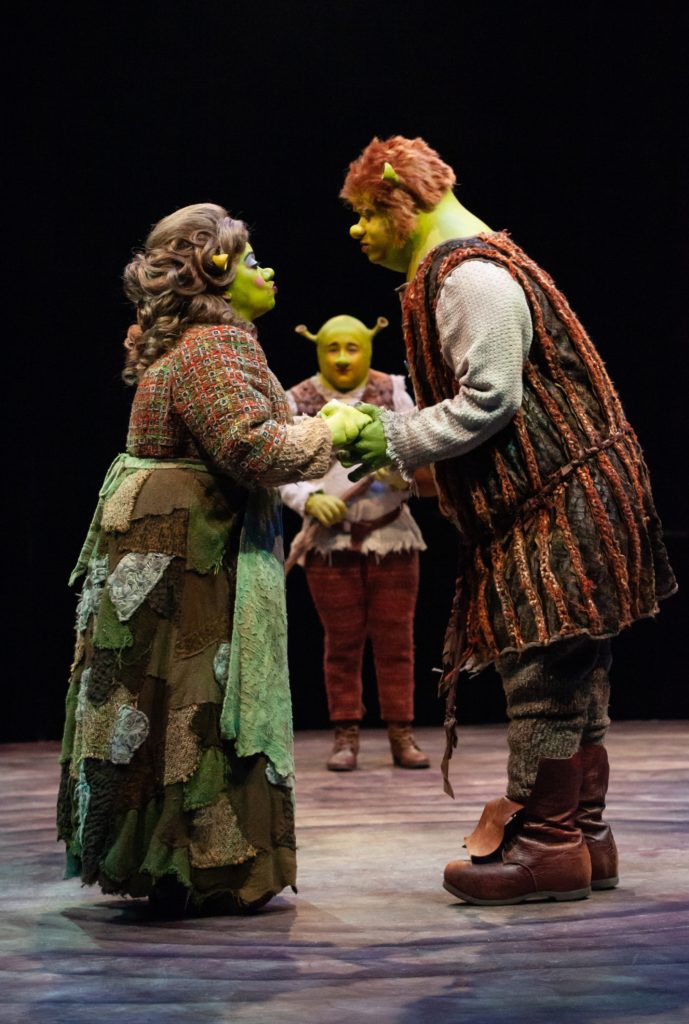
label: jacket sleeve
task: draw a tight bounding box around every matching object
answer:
[381,260,532,475]
[171,326,333,487]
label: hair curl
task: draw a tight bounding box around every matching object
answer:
[121,202,248,385]
[340,136,456,245]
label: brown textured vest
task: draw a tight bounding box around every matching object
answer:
[403,233,675,674]
[288,369,396,415]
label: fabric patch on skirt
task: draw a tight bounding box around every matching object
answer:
[102,470,152,533]
[164,706,202,785]
[118,509,189,560]
[109,706,150,764]
[72,684,139,770]
[107,552,174,623]
[183,747,226,811]
[131,468,199,519]
[272,788,297,851]
[174,614,228,660]
[213,643,230,691]
[87,647,118,706]
[70,634,86,674]
[145,627,173,680]
[80,760,119,884]
[147,558,185,619]
[186,503,232,574]
[93,592,134,652]
[189,794,257,869]
[166,644,222,709]
[176,569,231,652]
[74,763,91,851]
[75,555,109,634]
[265,762,295,790]
[114,604,165,697]
[75,668,92,723]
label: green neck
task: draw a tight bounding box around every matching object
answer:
[406,192,493,280]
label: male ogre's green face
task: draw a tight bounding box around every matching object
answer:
[349,200,413,273]
[318,331,371,392]
[226,245,276,322]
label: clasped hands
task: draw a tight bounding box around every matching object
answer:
[319,401,392,482]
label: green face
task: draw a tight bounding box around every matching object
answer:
[349,201,413,273]
[318,334,371,392]
[226,245,276,322]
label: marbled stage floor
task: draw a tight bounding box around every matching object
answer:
[1,722,688,1024]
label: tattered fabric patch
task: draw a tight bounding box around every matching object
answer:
[87,647,118,707]
[75,555,109,634]
[75,667,92,723]
[71,684,139,772]
[163,706,202,785]
[183,746,226,811]
[74,763,91,851]
[109,706,150,765]
[93,592,134,651]
[118,508,189,560]
[107,552,173,623]
[70,634,86,674]
[102,470,152,533]
[186,503,231,574]
[189,793,257,869]
[213,642,230,691]
[265,761,295,790]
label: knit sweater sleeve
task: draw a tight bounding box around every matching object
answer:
[381,260,532,474]
[171,327,333,487]
[279,387,326,514]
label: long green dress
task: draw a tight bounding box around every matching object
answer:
[57,322,332,910]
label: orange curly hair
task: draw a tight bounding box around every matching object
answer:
[340,136,456,244]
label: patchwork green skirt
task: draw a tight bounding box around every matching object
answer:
[57,461,296,908]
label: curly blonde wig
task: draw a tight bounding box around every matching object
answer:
[340,136,456,245]
[122,203,248,384]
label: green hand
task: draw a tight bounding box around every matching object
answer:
[304,492,348,527]
[319,401,372,447]
[345,418,392,481]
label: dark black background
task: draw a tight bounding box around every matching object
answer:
[5,2,687,742]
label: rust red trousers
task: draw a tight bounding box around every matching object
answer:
[305,549,419,723]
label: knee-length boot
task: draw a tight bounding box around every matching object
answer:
[443,752,591,905]
[578,744,619,890]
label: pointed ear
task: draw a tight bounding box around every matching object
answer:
[294,324,318,342]
[382,162,402,185]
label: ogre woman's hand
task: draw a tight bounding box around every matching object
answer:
[319,400,372,447]
[304,492,348,527]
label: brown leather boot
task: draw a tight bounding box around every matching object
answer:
[387,722,430,769]
[326,723,360,771]
[443,752,592,905]
[578,743,619,890]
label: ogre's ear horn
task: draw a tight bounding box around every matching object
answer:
[382,162,403,186]
[370,316,389,339]
[295,324,318,342]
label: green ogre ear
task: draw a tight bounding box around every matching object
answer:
[382,162,402,185]
[370,316,389,339]
[294,324,318,342]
